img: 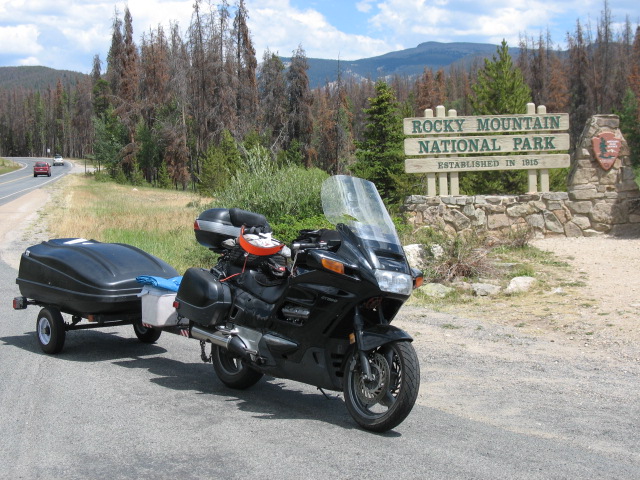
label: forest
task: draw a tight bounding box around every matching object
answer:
[0,0,639,202]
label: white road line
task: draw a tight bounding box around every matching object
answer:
[0,173,68,202]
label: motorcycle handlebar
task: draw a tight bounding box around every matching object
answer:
[291,241,324,251]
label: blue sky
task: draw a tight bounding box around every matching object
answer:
[0,0,638,73]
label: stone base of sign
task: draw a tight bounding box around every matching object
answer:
[402,115,640,237]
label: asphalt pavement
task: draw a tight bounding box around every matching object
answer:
[0,157,72,207]
[0,167,638,478]
[1,251,638,479]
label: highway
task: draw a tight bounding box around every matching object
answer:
[0,157,72,207]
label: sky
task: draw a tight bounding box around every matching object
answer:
[0,0,638,74]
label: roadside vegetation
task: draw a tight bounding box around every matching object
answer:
[399,223,571,309]
[43,169,569,312]
[0,158,20,175]
[45,175,213,274]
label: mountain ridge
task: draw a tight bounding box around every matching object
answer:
[0,41,517,91]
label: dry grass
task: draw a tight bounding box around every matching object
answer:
[45,175,214,273]
[0,158,20,175]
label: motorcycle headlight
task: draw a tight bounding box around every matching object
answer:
[375,270,413,296]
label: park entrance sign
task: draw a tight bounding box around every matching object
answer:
[403,104,570,195]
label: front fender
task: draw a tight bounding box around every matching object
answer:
[360,324,413,351]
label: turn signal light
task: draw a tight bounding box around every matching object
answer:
[413,275,424,289]
[321,258,345,275]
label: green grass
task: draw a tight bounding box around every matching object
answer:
[47,175,214,274]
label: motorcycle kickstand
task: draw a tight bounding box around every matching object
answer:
[200,340,212,363]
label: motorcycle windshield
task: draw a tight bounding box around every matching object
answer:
[321,176,405,261]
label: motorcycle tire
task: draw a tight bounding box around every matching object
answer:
[211,345,263,389]
[343,341,420,432]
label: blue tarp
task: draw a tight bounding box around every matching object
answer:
[136,275,182,292]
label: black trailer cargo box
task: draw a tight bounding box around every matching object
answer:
[16,238,179,316]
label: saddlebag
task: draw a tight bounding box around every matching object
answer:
[16,238,179,316]
[174,267,232,326]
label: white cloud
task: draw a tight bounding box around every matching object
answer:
[356,0,375,13]
[0,0,638,71]
[0,24,42,55]
[18,56,42,66]
[362,0,575,47]
[249,0,396,59]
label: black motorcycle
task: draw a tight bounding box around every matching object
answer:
[177,175,422,432]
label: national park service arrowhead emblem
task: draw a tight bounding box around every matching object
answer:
[592,132,621,171]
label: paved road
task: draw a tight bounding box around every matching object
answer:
[0,157,72,207]
[1,255,638,479]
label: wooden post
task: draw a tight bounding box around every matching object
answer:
[435,106,448,195]
[526,103,538,193]
[447,109,459,195]
[423,108,437,196]
[537,105,550,193]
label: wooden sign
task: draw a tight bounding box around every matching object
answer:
[405,154,570,173]
[404,113,570,136]
[404,134,570,156]
[591,132,621,171]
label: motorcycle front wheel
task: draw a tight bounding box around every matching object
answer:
[211,345,263,389]
[343,341,420,432]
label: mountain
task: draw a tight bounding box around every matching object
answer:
[285,41,520,87]
[0,42,518,92]
[0,66,87,91]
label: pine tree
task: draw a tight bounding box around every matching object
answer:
[470,39,531,115]
[106,10,124,97]
[233,0,258,137]
[628,27,640,119]
[258,50,288,151]
[198,129,242,195]
[286,46,314,166]
[350,80,407,204]
[568,20,591,144]
[466,40,532,194]
[618,89,640,166]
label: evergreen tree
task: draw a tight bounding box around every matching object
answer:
[470,39,531,115]
[465,40,532,194]
[350,80,407,204]
[618,89,640,166]
[198,129,241,195]
[568,21,592,145]
[233,0,258,137]
[106,10,124,97]
[286,46,314,166]
[258,50,288,152]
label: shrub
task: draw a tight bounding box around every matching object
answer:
[270,214,333,244]
[211,145,329,223]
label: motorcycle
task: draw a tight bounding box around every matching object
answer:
[178,175,423,432]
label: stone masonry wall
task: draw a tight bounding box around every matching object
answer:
[402,115,640,238]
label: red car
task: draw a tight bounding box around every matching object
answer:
[34,161,51,177]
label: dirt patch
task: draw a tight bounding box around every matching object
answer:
[413,236,640,350]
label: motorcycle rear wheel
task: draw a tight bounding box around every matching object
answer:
[343,341,420,432]
[211,345,263,389]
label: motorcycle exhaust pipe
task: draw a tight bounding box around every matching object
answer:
[190,325,252,361]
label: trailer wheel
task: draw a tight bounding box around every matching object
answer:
[36,307,66,354]
[133,321,162,343]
